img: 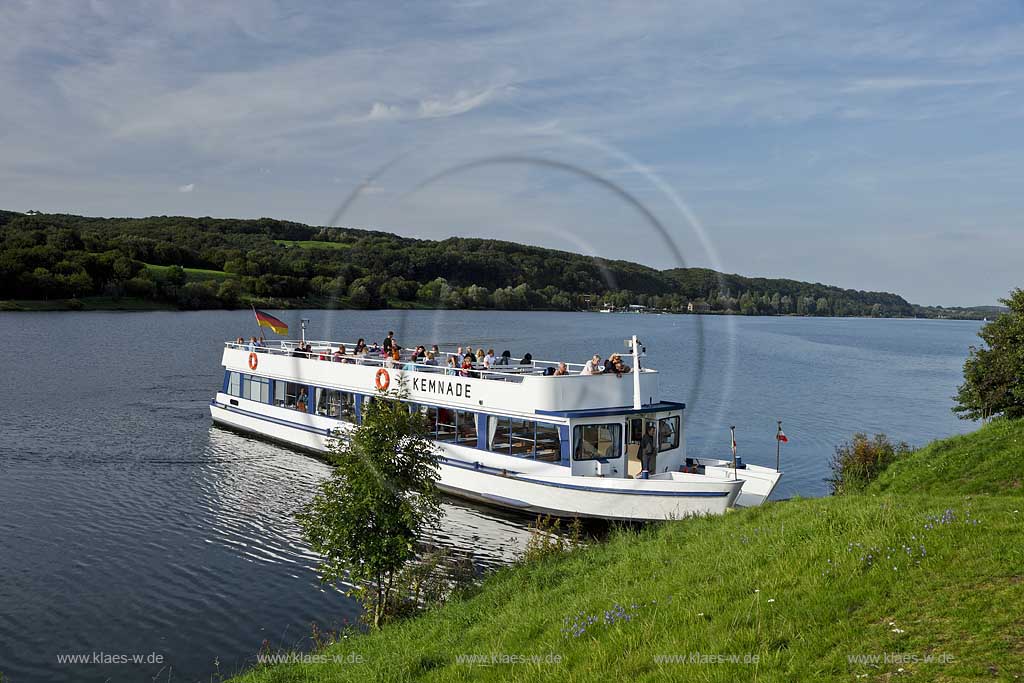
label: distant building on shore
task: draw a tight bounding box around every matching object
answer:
[687,300,710,313]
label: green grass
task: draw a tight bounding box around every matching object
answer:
[865,419,1024,497]
[142,263,232,281]
[274,239,353,250]
[230,421,1024,683]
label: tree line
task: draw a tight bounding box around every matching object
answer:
[0,209,970,317]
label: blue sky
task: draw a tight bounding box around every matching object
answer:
[2,1,1022,306]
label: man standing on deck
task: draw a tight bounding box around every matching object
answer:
[383,331,395,354]
[640,424,656,479]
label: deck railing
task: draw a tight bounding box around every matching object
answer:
[225,340,650,383]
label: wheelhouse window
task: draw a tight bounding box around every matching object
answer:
[658,416,680,451]
[488,417,562,461]
[274,380,309,411]
[315,388,356,422]
[573,423,622,461]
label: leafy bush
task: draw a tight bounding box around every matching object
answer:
[828,433,911,495]
[954,288,1024,420]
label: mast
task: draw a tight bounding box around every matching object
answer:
[631,334,642,410]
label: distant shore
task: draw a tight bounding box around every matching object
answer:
[0,297,994,320]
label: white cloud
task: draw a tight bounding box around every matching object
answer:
[418,87,496,118]
[178,183,195,193]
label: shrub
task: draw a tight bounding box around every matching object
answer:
[521,515,584,563]
[954,288,1024,420]
[828,433,911,495]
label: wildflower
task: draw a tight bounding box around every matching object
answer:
[754,589,760,593]
[767,598,775,604]
[891,628,905,634]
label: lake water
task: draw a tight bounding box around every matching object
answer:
[0,310,982,682]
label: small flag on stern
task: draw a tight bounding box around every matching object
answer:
[253,308,289,335]
[731,433,737,456]
[776,426,789,443]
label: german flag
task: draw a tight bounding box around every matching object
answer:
[253,308,289,335]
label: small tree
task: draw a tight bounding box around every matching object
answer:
[954,288,1024,421]
[297,381,441,628]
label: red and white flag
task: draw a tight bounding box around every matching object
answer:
[776,426,789,443]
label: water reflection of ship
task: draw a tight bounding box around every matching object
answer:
[203,427,538,570]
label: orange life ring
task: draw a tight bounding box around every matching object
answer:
[248,352,258,370]
[375,368,390,391]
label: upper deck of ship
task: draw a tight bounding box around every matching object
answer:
[221,339,664,418]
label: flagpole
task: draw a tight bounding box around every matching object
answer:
[251,304,262,342]
[730,425,737,480]
[776,420,782,472]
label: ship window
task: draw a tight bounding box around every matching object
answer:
[658,416,680,451]
[573,423,622,461]
[535,422,561,461]
[246,375,270,403]
[455,410,477,445]
[509,418,534,456]
[315,388,356,423]
[275,380,309,411]
[422,405,440,437]
[227,371,241,397]
[487,417,562,460]
[436,408,457,441]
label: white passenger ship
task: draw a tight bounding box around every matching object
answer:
[209,335,781,521]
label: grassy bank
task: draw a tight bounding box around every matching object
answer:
[230,420,1024,682]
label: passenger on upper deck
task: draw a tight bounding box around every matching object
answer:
[333,345,346,361]
[355,338,366,354]
[554,362,569,376]
[383,331,395,354]
[520,353,533,366]
[460,355,474,377]
[247,336,258,351]
[581,354,602,375]
[445,356,458,375]
[604,353,631,377]
[483,349,495,369]
[464,346,475,363]
[236,336,245,345]
[424,351,438,366]
[476,349,485,364]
